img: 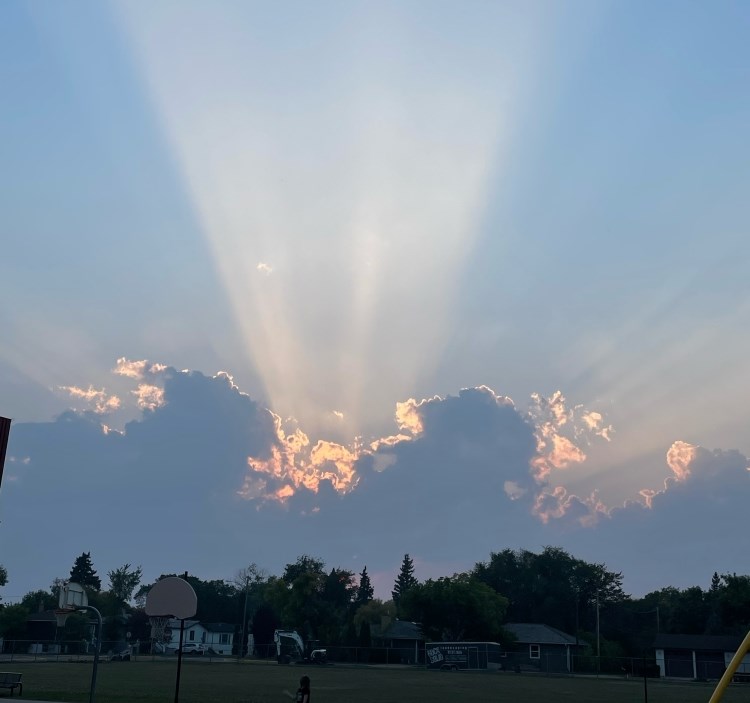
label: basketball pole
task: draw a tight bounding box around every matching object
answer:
[77,605,103,703]
[174,571,189,703]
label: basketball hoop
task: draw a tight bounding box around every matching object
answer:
[149,615,172,651]
[54,608,76,628]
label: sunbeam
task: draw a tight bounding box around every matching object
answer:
[115,1,549,440]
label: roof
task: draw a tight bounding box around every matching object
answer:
[654,634,744,652]
[379,620,423,640]
[504,623,578,646]
[203,622,235,633]
[166,618,201,629]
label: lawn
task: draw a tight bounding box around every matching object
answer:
[3,659,747,703]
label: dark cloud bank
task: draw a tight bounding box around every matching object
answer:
[2,363,748,601]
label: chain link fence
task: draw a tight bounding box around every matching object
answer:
[2,638,748,684]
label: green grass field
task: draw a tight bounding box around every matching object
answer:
[3,659,747,703]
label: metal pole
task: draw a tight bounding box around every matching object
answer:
[175,618,185,703]
[78,605,102,703]
[174,570,189,703]
[574,589,579,674]
[642,654,648,703]
[596,591,600,673]
[240,577,249,658]
[708,629,750,703]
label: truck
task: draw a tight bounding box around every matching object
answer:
[273,629,327,665]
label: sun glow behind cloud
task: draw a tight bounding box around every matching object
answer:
[114,1,548,439]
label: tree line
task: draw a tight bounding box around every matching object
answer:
[1,547,749,657]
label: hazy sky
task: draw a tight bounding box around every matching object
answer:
[1,0,749,604]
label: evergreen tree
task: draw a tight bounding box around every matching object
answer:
[356,566,374,606]
[392,554,418,604]
[69,552,101,591]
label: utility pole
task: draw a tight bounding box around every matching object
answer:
[596,591,600,673]
[240,575,249,658]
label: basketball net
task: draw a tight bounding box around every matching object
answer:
[149,615,171,650]
[54,608,76,628]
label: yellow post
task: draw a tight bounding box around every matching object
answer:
[708,629,750,703]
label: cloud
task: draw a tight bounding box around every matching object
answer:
[4,360,749,603]
[113,358,149,380]
[132,384,165,411]
[58,385,121,414]
[666,440,696,481]
[256,262,273,275]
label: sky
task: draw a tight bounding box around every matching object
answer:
[1,0,749,606]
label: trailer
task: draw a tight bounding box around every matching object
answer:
[425,642,504,671]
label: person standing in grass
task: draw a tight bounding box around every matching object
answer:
[283,675,311,703]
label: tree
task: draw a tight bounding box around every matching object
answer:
[21,589,57,613]
[107,563,143,604]
[358,620,372,647]
[69,552,101,591]
[392,554,418,606]
[716,573,750,634]
[472,546,626,635]
[0,604,28,639]
[355,566,374,607]
[353,599,395,631]
[283,555,326,585]
[400,573,508,641]
[0,564,7,602]
[50,577,66,601]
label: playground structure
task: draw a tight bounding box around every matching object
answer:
[708,629,750,702]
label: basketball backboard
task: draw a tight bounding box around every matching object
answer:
[59,581,88,610]
[145,576,197,619]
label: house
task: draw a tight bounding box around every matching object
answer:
[159,619,206,652]
[155,619,235,655]
[503,622,580,673]
[203,623,235,655]
[654,633,750,680]
[373,620,423,664]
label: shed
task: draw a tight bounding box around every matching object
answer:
[373,620,423,664]
[654,633,750,680]
[503,622,580,673]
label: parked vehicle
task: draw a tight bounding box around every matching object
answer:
[179,643,207,655]
[273,629,327,665]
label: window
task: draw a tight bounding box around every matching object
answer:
[189,631,195,641]
[529,644,540,659]
[220,634,229,644]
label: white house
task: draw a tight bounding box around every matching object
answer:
[203,623,235,655]
[160,619,206,652]
[153,619,234,655]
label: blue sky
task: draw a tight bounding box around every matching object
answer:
[1,0,749,602]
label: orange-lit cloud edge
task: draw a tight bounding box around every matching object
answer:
[57,358,745,529]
